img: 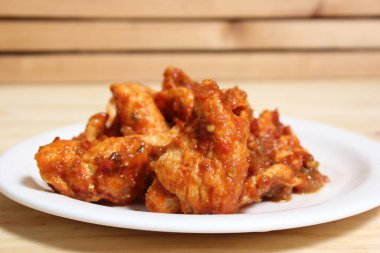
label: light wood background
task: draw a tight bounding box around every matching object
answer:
[0,1,380,253]
[1,0,380,83]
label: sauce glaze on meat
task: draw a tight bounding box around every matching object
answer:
[35,67,328,214]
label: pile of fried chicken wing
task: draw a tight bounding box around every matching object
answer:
[35,67,328,214]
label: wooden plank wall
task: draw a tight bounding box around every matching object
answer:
[0,0,380,83]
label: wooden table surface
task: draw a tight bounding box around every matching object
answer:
[0,79,379,253]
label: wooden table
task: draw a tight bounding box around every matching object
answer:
[0,79,379,252]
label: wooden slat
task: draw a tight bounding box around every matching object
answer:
[0,0,380,18]
[1,20,380,51]
[1,52,380,82]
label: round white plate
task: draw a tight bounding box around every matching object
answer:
[0,118,379,233]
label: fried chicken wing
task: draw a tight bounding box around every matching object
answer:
[255,110,326,193]
[240,164,296,206]
[136,126,180,147]
[77,82,170,141]
[155,67,198,124]
[35,136,151,204]
[240,110,327,206]
[162,66,198,90]
[36,82,178,205]
[83,113,109,141]
[73,113,109,141]
[149,80,251,214]
[110,83,168,135]
[154,87,194,124]
[145,179,181,213]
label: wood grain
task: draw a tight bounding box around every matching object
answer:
[1,0,380,18]
[1,20,380,51]
[1,52,380,83]
[0,81,379,252]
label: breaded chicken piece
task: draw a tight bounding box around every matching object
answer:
[155,67,198,124]
[240,110,327,206]
[38,83,177,206]
[149,80,251,214]
[240,164,296,206]
[145,179,181,213]
[83,113,109,140]
[136,126,180,147]
[154,87,194,124]
[36,83,177,205]
[35,136,151,204]
[110,83,168,135]
[74,113,110,141]
[77,82,170,140]
[162,66,198,91]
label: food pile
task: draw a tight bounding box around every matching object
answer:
[35,67,328,214]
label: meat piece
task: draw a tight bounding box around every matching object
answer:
[145,179,181,213]
[240,164,296,206]
[162,66,198,90]
[136,126,180,147]
[150,80,251,214]
[73,113,110,141]
[254,110,327,194]
[83,113,109,141]
[240,110,327,206]
[106,98,117,128]
[154,87,194,124]
[35,136,151,204]
[37,82,179,205]
[155,67,198,124]
[110,83,168,135]
[76,82,170,141]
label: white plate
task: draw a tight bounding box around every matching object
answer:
[0,118,379,233]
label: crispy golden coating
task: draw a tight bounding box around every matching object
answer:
[240,110,327,206]
[35,137,151,204]
[110,83,168,135]
[150,80,251,214]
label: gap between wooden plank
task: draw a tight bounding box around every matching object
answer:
[1,0,380,18]
[1,49,380,55]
